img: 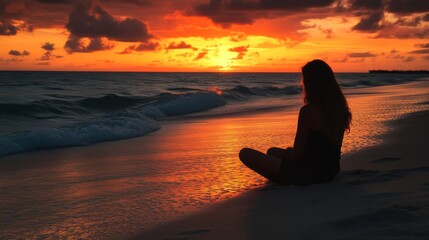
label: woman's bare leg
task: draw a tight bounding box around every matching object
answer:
[266,147,292,159]
[239,148,282,180]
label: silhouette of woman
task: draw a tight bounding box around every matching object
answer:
[239,59,352,186]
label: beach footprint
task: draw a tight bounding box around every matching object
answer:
[343,166,429,186]
[330,204,426,239]
[343,169,403,186]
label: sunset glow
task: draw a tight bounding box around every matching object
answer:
[1,0,428,72]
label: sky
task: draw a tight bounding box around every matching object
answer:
[0,0,428,72]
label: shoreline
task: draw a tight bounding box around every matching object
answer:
[0,81,428,239]
[0,79,425,159]
[0,81,419,161]
[129,108,429,240]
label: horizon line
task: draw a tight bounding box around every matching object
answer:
[0,70,389,74]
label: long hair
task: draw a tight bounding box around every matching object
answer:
[301,59,352,137]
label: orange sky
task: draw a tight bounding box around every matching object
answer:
[0,0,428,72]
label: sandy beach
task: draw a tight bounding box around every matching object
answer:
[131,108,429,240]
[1,81,428,239]
[128,81,429,240]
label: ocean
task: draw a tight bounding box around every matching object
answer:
[0,72,425,157]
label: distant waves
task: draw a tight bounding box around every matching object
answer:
[0,72,426,157]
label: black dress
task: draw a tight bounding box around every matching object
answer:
[273,131,341,186]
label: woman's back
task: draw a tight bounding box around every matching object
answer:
[304,103,344,147]
[287,104,342,185]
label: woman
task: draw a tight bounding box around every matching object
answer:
[239,59,352,186]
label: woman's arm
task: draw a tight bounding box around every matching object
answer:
[292,105,312,161]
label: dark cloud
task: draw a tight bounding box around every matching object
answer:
[8,50,30,56]
[0,0,32,35]
[348,52,376,58]
[352,11,384,32]
[66,1,153,42]
[389,53,415,62]
[395,17,421,27]
[387,0,429,14]
[35,0,72,4]
[39,51,62,61]
[375,26,429,39]
[1,0,25,17]
[343,0,429,37]
[415,43,429,48]
[65,36,115,53]
[118,41,161,54]
[0,21,19,35]
[95,0,153,6]
[351,0,383,10]
[39,42,61,61]
[117,48,133,55]
[35,0,152,6]
[189,0,336,28]
[133,41,161,51]
[408,49,429,54]
[227,0,336,10]
[229,45,248,59]
[41,42,55,51]
[261,0,336,9]
[3,0,427,44]
[194,51,208,61]
[191,0,254,28]
[0,0,10,14]
[120,0,152,6]
[166,41,197,50]
[40,51,52,61]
